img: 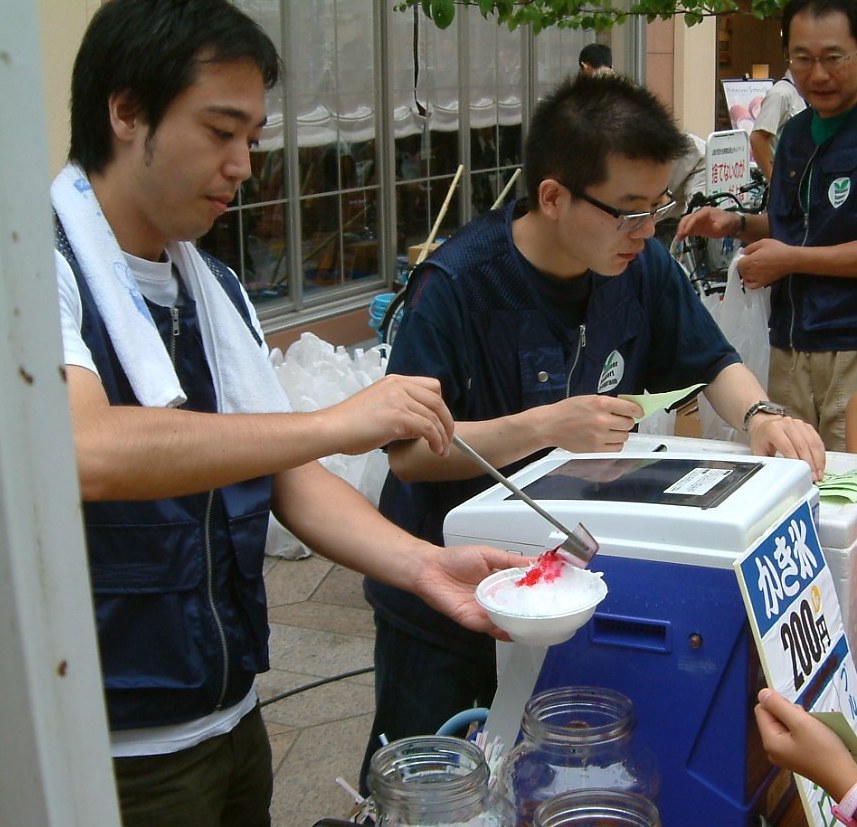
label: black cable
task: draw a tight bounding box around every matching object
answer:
[412,6,427,118]
[259,666,374,708]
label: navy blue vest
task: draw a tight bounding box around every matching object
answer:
[56,222,272,730]
[768,106,857,351]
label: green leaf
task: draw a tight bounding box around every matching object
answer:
[401,0,792,33]
[430,0,456,28]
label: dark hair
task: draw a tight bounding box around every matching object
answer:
[523,73,691,204]
[69,0,282,174]
[782,0,857,50]
[578,43,613,70]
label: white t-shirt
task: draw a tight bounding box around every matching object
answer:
[751,74,807,146]
[55,249,264,756]
[55,249,267,376]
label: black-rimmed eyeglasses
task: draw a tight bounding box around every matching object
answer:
[559,182,676,232]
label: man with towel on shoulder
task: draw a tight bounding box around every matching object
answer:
[53,2,527,824]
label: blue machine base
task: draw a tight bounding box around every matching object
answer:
[532,555,784,827]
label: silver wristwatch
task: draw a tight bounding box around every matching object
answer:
[742,400,787,432]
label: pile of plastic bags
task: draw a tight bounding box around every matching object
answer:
[265,333,392,559]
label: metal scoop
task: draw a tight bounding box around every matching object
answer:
[451,434,599,568]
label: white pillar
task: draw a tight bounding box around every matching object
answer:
[0,1,121,824]
[673,16,718,139]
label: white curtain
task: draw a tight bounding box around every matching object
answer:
[236,0,530,149]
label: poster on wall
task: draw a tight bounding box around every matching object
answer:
[721,78,775,134]
[734,498,857,827]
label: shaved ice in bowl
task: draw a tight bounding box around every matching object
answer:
[476,552,608,646]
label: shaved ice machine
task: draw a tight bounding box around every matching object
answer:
[443,441,818,826]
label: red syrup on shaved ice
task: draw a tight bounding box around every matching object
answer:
[515,546,565,587]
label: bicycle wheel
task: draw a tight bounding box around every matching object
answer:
[380,289,406,346]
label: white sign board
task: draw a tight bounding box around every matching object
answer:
[705,129,751,196]
[735,498,857,826]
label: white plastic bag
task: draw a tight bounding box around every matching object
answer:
[265,513,312,560]
[264,333,392,558]
[698,253,771,443]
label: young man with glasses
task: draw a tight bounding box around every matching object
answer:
[360,71,824,792]
[678,0,857,451]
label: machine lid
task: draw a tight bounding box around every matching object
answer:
[517,456,763,510]
[443,451,816,567]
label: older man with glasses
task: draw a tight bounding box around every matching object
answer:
[678,0,857,452]
[359,70,824,794]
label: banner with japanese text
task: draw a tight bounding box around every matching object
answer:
[705,129,751,196]
[735,497,857,826]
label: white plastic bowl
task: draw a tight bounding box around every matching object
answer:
[476,565,608,647]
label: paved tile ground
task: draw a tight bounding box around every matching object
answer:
[261,555,375,827]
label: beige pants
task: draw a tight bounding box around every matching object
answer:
[768,347,857,452]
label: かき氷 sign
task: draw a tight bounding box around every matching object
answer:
[735,497,857,826]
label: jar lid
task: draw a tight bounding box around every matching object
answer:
[534,788,661,827]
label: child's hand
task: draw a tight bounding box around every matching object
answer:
[754,688,857,801]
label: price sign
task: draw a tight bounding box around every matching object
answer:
[735,498,857,826]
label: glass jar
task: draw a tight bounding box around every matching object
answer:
[534,789,661,827]
[367,735,514,827]
[499,687,660,826]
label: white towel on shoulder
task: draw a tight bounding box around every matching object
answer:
[51,163,290,414]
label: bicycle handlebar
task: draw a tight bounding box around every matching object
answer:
[685,177,768,216]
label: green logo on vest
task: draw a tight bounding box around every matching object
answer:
[598,350,624,393]
[829,177,851,208]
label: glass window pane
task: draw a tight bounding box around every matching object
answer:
[301,194,346,292]
[242,149,286,207]
[396,133,427,184]
[244,204,289,300]
[471,126,498,172]
[396,180,430,254]
[499,123,522,169]
[428,130,459,179]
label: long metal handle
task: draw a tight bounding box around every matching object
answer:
[451,433,580,545]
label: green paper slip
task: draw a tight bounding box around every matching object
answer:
[818,488,857,503]
[817,471,857,502]
[820,472,857,487]
[619,383,705,423]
